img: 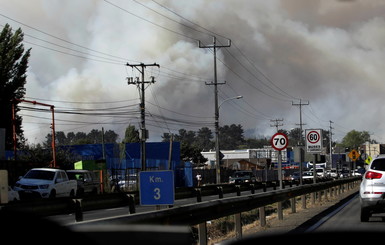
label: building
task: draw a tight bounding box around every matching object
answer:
[361,142,385,159]
[201,147,288,170]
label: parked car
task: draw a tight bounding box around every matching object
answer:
[360,154,385,221]
[14,168,77,199]
[229,171,256,184]
[66,170,100,196]
[118,173,138,191]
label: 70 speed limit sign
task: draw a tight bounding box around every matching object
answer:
[271,132,289,151]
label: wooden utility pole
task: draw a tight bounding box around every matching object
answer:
[292,99,309,185]
[198,36,231,184]
[126,62,159,171]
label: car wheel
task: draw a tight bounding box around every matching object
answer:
[360,207,370,222]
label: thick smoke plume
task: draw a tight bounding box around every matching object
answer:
[1,0,385,143]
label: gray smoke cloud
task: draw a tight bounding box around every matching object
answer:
[1,0,385,144]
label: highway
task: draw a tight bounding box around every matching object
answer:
[313,194,385,232]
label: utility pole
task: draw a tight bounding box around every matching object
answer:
[13,99,56,167]
[126,62,160,171]
[270,118,284,132]
[292,99,309,185]
[292,99,309,143]
[329,120,334,169]
[199,36,231,184]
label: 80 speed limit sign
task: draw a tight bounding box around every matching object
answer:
[271,132,289,151]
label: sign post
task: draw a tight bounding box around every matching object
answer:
[305,129,323,183]
[139,170,174,206]
[271,132,289,189]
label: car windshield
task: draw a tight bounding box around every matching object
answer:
[24,170,55,180]
[370,158,385,171]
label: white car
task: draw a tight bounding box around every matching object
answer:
[15,168,77,198]
[302,171,316,180]
[360,154,385,222]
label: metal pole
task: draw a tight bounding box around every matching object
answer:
[313,154,317,184]
[50,106,56,168]
[278,150,282,189]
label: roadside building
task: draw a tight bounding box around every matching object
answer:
[201,147,288,170]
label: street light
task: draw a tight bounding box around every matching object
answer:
[215,95,243,184]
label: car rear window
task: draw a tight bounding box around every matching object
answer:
[370,158,385,171]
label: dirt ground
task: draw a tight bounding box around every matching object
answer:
[206,184,359,244]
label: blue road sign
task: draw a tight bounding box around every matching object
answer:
[139,170,174,205]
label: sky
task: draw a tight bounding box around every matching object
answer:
[1,0,385,145]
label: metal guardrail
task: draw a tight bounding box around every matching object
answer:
[69,177,360,245]
[0,180,285,216]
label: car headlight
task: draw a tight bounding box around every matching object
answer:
[38,184,49,189]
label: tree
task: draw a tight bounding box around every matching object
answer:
[288,128,302,146]
[103,129,119,143]
[43,129,119,146]
[122,125,139,143]
[196,127,213,151]
[340,130,371,150]
[219,124,244,150]
[0,24,31,150]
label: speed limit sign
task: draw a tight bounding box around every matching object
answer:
[271,132,289,151]
[305,129,323,153]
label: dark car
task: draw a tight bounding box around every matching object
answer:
[66,170,100,196]
[229,171,256,184]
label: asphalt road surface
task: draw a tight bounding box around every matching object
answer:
[313,194,385,232]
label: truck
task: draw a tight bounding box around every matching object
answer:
[14,168,77,199]
[66,170,100,196]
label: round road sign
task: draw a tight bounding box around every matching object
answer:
[307,130,320,144]
[271,132,289,151]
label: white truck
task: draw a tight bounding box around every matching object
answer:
[15,168,77,198]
